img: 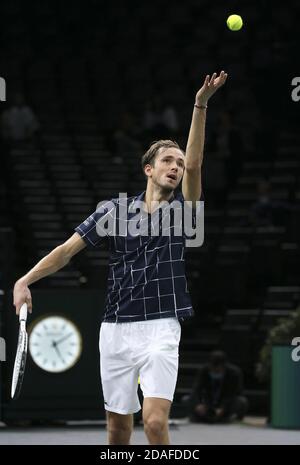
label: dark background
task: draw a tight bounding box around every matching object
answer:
[0,0,300,421]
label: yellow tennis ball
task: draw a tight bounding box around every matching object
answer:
[227,14,243,31]
[138,376,140,384]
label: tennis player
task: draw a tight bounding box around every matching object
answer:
[13,71,227,444]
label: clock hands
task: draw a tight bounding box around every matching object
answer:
[51,332,76,364]
[51,340,65,364]
[54,332,74,346]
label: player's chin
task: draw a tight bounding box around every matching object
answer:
[161,182,175,193]
[163,178,178,190]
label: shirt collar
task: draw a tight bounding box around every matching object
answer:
[129,190,176,213]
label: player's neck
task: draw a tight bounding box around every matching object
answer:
[144,183,174,213]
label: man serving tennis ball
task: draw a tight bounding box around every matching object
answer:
[13,71,227,445]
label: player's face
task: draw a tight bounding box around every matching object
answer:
[146,148,185,192]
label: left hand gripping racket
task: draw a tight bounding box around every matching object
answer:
[11,303,28,400]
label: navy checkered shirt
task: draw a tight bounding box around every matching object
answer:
[75,190,202,323]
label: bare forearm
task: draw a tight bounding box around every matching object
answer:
[20,245,69,286]
[185,106,207,169]
[185,71,227,170]
[13,233,85,314]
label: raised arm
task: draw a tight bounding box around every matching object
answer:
[13,232,86,314]
[182,71,228,204]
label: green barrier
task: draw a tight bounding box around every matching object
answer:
[271,345,300,429]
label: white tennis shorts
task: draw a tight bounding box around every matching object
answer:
[99,317,181,415]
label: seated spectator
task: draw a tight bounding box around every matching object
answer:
[249,179,290,227]
[161,98,178,133]
[188,350,248,424]
[142,96,178,140]
[209,110,244,189]
[112,111,142,163]
[0,92,40,143]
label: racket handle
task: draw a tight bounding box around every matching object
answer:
[19,303,28,322]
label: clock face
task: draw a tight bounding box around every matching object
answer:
[29,316,82,373]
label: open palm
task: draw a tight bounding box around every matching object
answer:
[196,71,228,105]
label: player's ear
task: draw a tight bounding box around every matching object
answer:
[144,164,152,178]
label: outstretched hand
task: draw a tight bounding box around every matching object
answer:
[195,71,228,106]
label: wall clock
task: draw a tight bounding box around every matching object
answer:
[29,315,82,373]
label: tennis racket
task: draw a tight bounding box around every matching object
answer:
[11,303,28,400]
